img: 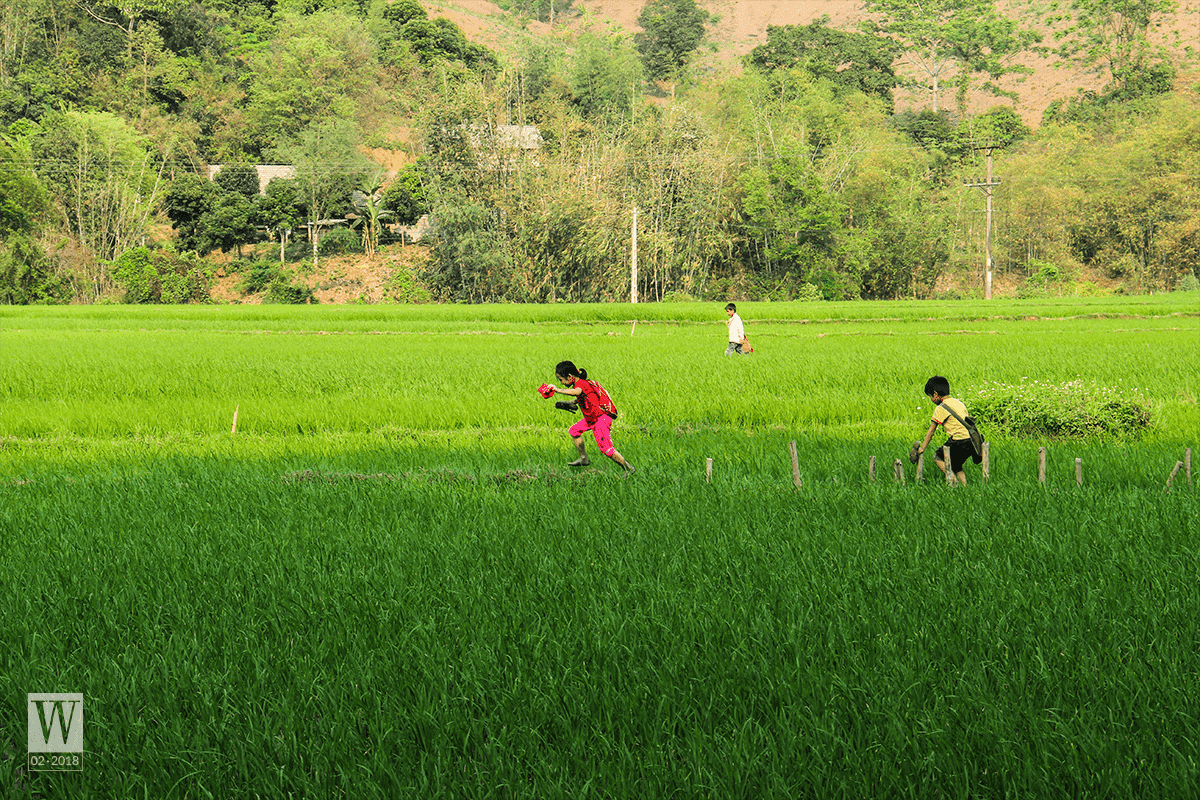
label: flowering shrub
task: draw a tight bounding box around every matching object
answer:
[969,379,1152,440]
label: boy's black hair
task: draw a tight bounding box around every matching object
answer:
[924,376,950,397]
[725,303,736,312]
[555,360,587,380]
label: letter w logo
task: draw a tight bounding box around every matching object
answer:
[28,694,84,753]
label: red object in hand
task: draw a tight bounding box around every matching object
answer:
[538,383,555,398]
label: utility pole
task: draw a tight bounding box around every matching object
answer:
[963,144,1002,300]
[631,204,638,303]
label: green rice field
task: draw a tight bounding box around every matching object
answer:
[2,296,1198,798]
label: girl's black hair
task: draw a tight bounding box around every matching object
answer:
[555,361,587,380]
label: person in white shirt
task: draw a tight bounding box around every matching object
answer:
[724,303,750,356]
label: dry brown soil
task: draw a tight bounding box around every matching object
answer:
[208,244,431,305]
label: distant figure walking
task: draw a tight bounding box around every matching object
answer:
[724,303,752,355]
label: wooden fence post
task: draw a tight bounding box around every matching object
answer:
[705,457,712,483]
[1038,447,1047,484]
[869,455,876,483]
[893,459,905,484]
[981,441,990,481]
[231,404,239,435]
[788,441,802,488]
[1075,457,1083,487]
[1166,461,1183,491]
[916,452,924,483]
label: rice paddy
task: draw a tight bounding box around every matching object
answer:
[1,297,1198,798]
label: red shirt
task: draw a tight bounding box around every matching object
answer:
[574,379,615,424]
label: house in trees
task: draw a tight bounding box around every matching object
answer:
[206,165,296,195]
[465,124,544,170]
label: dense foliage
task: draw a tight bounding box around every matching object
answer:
[0,0,1196,304]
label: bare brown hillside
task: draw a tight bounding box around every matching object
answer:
[425,0,1200,126]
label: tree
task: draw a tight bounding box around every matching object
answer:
[381,0,426,27]
[257,178,304,265]
[496,0,575,24]
[635,0,709,89]
[746,19,903,113]
[381,160,430,226]
[269,117,371,268]
[213,163,260,198]
[0,234,63,303]
[163,172,216,252]
[198,192,257,258]
[355,171,386,258]
[244,10,383,153]
[739,158,846,286]
[863,0,1039,113]
[0,137,49,236]
[425,194,511,303]
[398,17,499,73]
[1046,0,1177,94]
[33,110,169,297]
[572,33,642,123]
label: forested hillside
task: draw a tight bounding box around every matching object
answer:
[2,0,1199,304]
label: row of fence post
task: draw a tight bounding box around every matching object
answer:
[699,443,1194,490]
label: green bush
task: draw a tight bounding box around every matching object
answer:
[700,272,832,302]
[317,226,362,256]
[0,234,64,304]
[382,266,433,304]
[1017,259,1069,298]
[236,260,282,294]
[232,259,315,302]
[795,282,823,302]
[1178,272,1200,292]
[969,379,1152,440]
[266,277,317,304]
[110,247,212,304]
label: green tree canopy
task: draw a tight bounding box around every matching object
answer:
[198,192,257,257]
[746,18,903,112]
[244,10,383,154]
[163,171,216,251]
[381,160,430,226]
[634,0,709,82]
[0,138,49,236]
[571,33,642,123]
[213,162,260,198]
[398,17,499,73]
[1046,0,1177,93]
[863,0,1039,113]
[381,0,426,27]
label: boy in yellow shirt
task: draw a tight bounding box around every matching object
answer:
[911,375,979,486]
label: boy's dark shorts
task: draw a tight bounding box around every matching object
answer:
[935,438,979,472]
